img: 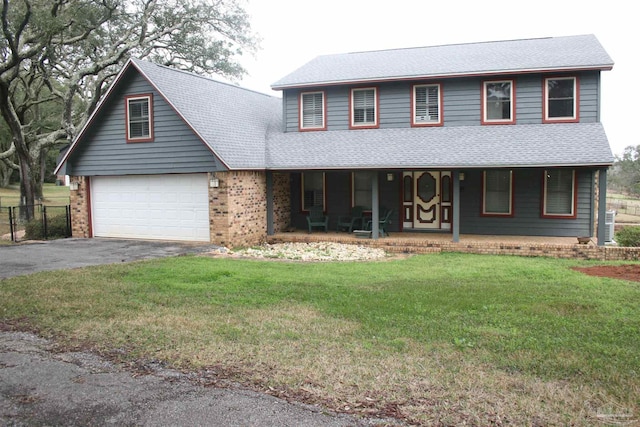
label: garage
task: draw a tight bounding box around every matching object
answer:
[91,174,210,242]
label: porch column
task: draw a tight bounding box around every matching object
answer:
[452,171,460,243]
[596,167,607,246]
[371,172,380,239]
[266,171,274,236]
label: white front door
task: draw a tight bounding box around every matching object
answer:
[402,171,452,230]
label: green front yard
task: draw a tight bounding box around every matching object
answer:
[1,253,638,425]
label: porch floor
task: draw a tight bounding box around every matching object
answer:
[267,230,596,256]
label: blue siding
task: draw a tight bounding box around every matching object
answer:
[459,168,594,237]
[282,71,601,132]
[67,68,224,176]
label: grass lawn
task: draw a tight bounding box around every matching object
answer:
[1,253,638,425]
[0,183,70,239]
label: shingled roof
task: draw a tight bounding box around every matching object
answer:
[272,34,614,89]
[265,123,613,169]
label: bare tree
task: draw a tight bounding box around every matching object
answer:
[1,0,257,217]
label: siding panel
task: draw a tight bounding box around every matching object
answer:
[67,69,223,176]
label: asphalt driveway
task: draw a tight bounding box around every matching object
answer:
[0,238,217,279]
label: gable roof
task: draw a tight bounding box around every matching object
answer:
[265,123,614,169]
[272,34,614,89]
[56,58,282,173]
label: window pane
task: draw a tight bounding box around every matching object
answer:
[303,172,324,210]
[353,89,375,124]
[302,93,323,128]
[353,172,372,210]
[484,170,511,214]
[414,85,439,123]
[545,169,574,215]
[547,79,575,118]
[128,98,150,138]
[485,82,511,120]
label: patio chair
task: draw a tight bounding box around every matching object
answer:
[306,205,329,233]
[336,205,365,232]
[365,208,393,237]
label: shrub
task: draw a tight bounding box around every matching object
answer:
[615,226,640,247]
[24,215,69,240]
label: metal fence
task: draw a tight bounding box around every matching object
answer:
[607,198,640,217]
[4,204,71,242]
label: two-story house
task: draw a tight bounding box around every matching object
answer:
[55,34,615,248]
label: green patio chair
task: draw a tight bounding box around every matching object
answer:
[306,205,329,233]
[365,208,393,237]
[336,205,365,232]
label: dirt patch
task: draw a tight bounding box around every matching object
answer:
[572,264,640,282]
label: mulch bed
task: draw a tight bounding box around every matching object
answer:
[572,264,640,282]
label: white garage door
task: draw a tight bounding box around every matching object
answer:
[91,174,210,242]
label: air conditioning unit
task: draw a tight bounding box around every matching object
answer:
[604,210,616,243]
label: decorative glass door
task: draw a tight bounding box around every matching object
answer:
[402,171,452,230]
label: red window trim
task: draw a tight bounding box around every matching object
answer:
[411,83,444,127]
[542,76,580,123]
[298,91,327,131]
[349,87,380,129]
[125,93,154,143]
[541,169,578,219]
[481,79,516,125]
[480,170,515,217]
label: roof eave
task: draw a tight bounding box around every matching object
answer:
[266,162,614,171]
[271,64,614,91]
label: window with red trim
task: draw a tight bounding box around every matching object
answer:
[125,94,153,142]
[482,80,515,124]
[350,87,378,128]
[301,172,325,211]
[544,77,579,123]
[482,170,513,216]
[412,83,442,126]
[299,91,326,130]
[542,169,576,218]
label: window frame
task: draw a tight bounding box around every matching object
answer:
[411,83,443,127]
[349,87,379,129]
[541,169,577,218]
[351,172,373,211]
[481,170,514,217]
[125,94,154,143]
[301,172,326,212]
[299,91,327,131]
[543,76,579,123]
[481,80,515,125]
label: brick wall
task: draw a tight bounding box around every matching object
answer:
[69,176,91,238]
[209,171,267,247]
[272,172,291,232]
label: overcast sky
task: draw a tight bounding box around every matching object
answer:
[236,0,636,157]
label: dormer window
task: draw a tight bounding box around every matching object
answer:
[544,77,579,123]
[482,80,515,124]
[125,94,153,142]
[412,83,442,126]
[350,87,378,128]
[300,91,326,130]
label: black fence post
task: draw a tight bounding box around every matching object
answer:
[9,207,14,242]
[43,205,48,240]
[66,205,72,237]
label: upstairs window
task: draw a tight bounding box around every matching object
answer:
[350,87,378,128]
[301,172,325,211]
[482,170,513,216]
[482,80,515,124]
[542,169,576,218]
[412,84,442,126]
[544,77,579,122]
[300,91,326,130]
[125,94,153,142]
